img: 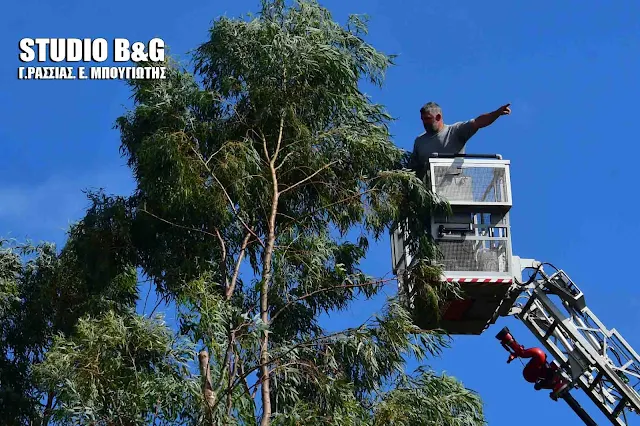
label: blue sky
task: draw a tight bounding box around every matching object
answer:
[3,0,640,424]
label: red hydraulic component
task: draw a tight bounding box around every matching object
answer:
[496,326,569,400]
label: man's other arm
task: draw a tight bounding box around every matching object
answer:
[472,103,511,130]
[408,139,428,181]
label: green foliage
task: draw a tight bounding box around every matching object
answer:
[0,240,35,423]
[1,1,486,425]
[373,369,485,426]
[34,310,200,425]
[0,235,138,425]
[401,260,465,330]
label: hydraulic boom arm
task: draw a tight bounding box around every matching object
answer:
[498,259,640,425]
[391,153,639,425]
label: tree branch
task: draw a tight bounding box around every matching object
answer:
[185,139,265,248]
[226,232,252,300]
[215,227,228,288]
[279,187,378,234]
[150,294,169,317]
[274,151,295,171]
[236,353,254,400]
[261,130,271,164]
[226,339,237,419]
[278,161,338,195]
[41,391,54,426]
[270,277,395,324]
[214,320,375,413]
[267,359,320,377]
[140,208,220,239]
[244,359,321,396]
[274,114,284,162]
[198,351,216,415]
[205,140,237,168]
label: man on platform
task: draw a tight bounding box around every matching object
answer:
[410,101,511,178]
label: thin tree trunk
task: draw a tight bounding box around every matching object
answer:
[199,350,216,420]
[259,184,278,426]
[41,391,54,426]
[259,118,283,426]
[226,336,237,419]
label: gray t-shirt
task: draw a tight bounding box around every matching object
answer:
[411,120,478,169]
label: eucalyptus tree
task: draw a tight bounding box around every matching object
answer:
[6,1,486,424]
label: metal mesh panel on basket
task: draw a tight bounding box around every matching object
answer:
[433,165,509,203]
[438,240,510,273]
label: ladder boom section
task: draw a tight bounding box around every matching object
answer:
[509,262,640,425]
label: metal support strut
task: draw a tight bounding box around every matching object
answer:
[562,392,599,426]
[501,260,640,425]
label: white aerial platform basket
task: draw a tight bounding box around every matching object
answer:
[391,154,515,280]
[427,154,514,283]
[390,153,516,334]
[429,155,511,207]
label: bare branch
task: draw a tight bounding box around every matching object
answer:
[140,208,219,239]
[244,360,322,396]
[274,151,295,171]
[275,211,297,222]
[215,227,228,288]
[260,129,271,164]
[149,294,170,318]
[205,140,237,168]
[270,277,395,324]
[212,329,237,420]
[198,351,216,413]
[272,232,303,265]
[226,232,252,300]
[214,320,377,412]
[279,187,379,234]
[267,359,320,379]
[142,281,153,316]
[42,391,55,426]
[185,141,265,248]
[274,114,284,161]
[236,355,254,400]
[278,161,337,195]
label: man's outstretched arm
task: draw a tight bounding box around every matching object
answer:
[472,103,511,129]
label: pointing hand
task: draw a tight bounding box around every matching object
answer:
[497,103,511,116]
